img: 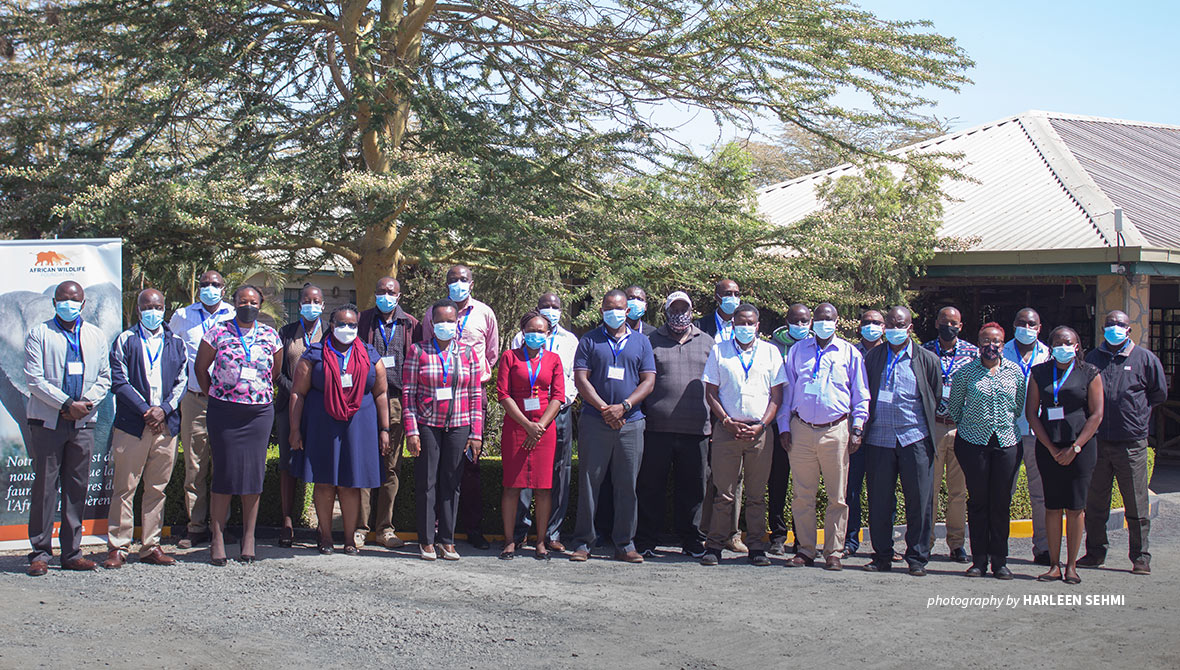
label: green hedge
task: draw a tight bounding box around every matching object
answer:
[141,443,1154,534]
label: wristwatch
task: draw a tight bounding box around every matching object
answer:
[379,427,390,433]
[1072,444,1082,454]
[851,426,864,437]
[621,400,632,412]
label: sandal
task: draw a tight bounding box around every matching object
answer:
[1037,569,1062,582]
[278,527,294,549]
[317,539,334,555]
[534,547,551,561]
[1064,571,1081,585]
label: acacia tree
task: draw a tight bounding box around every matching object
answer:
[1,0,972,307]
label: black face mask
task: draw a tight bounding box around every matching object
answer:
[236,305,260,323]
[937,324,960,341]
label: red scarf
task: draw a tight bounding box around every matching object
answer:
[323,340,369,421]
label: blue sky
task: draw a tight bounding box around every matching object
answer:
[654,0,1180,147]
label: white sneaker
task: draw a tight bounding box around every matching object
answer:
[378,532,405,549]
[353,531,368,548]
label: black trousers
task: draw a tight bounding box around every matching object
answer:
[417,425,470,546]
[954,434,1022,569]
[767,429,795,542]
[866,437,935,568]
[1085,438,1151,562]
[27,422,95,564]
[634,431,708,552]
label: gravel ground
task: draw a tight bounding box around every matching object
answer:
[2,467,1179,669]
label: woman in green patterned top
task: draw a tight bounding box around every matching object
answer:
[946,322,1027,580]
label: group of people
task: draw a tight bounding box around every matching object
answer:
[22,272,1163,584]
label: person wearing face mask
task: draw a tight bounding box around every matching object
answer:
[23,281,112,576]
[508,292,580,553]
[103,289,188,570]
[700,303,785,566]
[274,283,325,548]
[695,278,742,344]
[764,303,812,556]
[945,322,1027,579]
[1080,310,1167,575]
[168,269,235,549]
[355,276,419,550]
[861,306,942,576]
[194,285,283,566]
[420,265,499,550]
[921,305,977,564]
[624,285,656,336]
[1001,307,1053,566]
[1026,326,1104,584]
[634,291,714,558]
[777,303,870,571]
[403,299,484,561]
[570,290,656,563]
[289,305,390,555]
[496,311,565,560]
[845,308,886,559]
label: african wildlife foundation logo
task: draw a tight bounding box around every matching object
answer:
[29,250,84,274]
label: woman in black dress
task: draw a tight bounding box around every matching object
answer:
[1026,326,1104,584]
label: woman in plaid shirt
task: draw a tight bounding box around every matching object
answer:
[403,299,484,561]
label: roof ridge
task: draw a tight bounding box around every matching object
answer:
[1026,110,1180,131]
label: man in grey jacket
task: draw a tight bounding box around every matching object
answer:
[23,281,111,576]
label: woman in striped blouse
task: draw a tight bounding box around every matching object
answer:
[403,299,484,561]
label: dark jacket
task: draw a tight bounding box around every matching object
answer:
[357,305,420,389]
[109,325,188,439]
[863,341,943,442]
[275,320,324,412]
[1085,342,1168,441]
[694,310,729,340]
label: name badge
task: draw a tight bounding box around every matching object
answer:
[877,390,893,404]
[607,366,625,380]
[66,361,84,375]
[381,356,397,367]
[341,373,353,389]
[802,379,823,396]
[1124,365,1132,371]
[435,387,453,401]
[524,397,541,411]
[941,386,951,400]
[240,367,258,381]
[1047,406,1065,421]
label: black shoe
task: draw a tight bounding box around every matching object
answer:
[993,565,1013,580]
[1077,553,1105,568]
[1033,551,1051,566]
[766,538,786,556]
[843,546,858,559]
[682,542,706,558]
[908,565,927,577]
[950,548,970,563]
[318,540,334,555]
[700,549,721,566]
[1131,558,1151,575]
[210,557,227,567]
[467,532,490,550]
[278,527,294,549]
[862,562,884,572]
[343,545,359,556]
[965,565,984,577]
[748,550,771,567]
[180,530,212,549]
[638,547,657,559]
[237,554,256,564]
[498,548,515,561]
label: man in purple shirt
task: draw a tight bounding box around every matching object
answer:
[776,303,870,571]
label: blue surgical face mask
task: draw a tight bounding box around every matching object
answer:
[602,308,627,329]
[199,285,222,305]
[626,299,646,320]
[300,303,323,321]
[884,327,910,346]
[139,308,164,331]
[719,295,741,315]
[539,307,561,328]
[523,332,548,350]
[860,324,883,342]
[433,322,457,341]
[1014,325,1038,345]
[375,294,398,314]
[1104,325,1128,346]
[55,299,82,323]
[788,323,811,340]
[448,280,471,302]
[812,320,837,340]
[1052,345,1076,363]
[733,324,758,344]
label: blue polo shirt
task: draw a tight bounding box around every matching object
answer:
[574,326,656,423]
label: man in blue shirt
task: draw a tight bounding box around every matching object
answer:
[570,289,656,563]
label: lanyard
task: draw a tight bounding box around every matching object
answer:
[232,320,255,363]
[734,339,755,379]
[547,333,557,352]
[715,312,732,341]
[935,340,955,381]
[328,338,352,371]
[523,347,542,391]
[1016,345,1036,377]
[201,306,225,333]
[62,318,82,357]
[433,339,452,385]
[885,346,903,389]
[1052,362,1074,405]
[603,326,630,364]
[377,319,396,350]
[455,306,473,341]
[139,325,163,370]
[812,343,828,378]
[303,320,320,349]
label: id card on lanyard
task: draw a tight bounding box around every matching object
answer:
[233,320,259,381]
[1047,362,1074,421]
[802,343,827,396]
[878,348,902,404]
[523,348,543,411]
[64,320,84,376]
[377,319,398,368]
[329,340,354,388]
[434,340,454,401]
[936,340,954,400]
[605,327,629,380]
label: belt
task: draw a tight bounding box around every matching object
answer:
[936,416,956,426]
[792,413,848,429]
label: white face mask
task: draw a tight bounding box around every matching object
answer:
[334,324,358,345]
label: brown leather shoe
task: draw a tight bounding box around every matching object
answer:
[102,549,125,569]
[61,557,97,571]
[546,540,566,553]
[569,549,590,562]
[615,550,644,564]
[27,560,48,577]
[785,554,814,567]
[140,547,177,566]
[725,536,749,554]
[825,555,843,571]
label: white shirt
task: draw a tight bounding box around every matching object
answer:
[1002,338,1052,436]
[139,326,165,406]
[168,301,235,392]
[702,339,786,423]
[712,310,734,344]
[510,325,580,406]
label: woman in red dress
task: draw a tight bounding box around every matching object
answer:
[496,311,565,560]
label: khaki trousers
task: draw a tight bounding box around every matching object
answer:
[359,394,406,536]
[932,422,967,550]
[788,417,850,559]
[180,391,212,534]
[706,426,772,551]
[107,427,177,556]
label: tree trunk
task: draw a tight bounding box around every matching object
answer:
[351,250,399,311]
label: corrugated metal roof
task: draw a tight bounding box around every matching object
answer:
[757,110,1180,255]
